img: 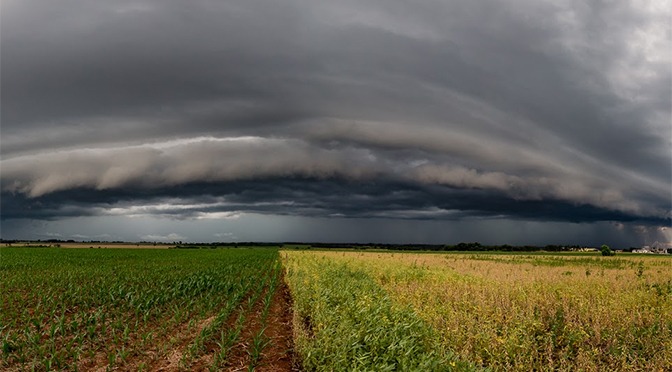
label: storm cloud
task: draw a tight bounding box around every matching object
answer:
[1,0,670,245]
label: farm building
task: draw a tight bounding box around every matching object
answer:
[633,241,671,254]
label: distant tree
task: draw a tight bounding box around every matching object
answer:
[600,244,615,256]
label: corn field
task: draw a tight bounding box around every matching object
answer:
[1,247,288,371]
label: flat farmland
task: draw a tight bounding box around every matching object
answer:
[2,248,671,371]
[1,248,293,371]
[283,251,672,371]
[8,242,175,249]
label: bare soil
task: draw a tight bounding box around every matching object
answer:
[91,275,297,371]
[255,279,297,371]
[218,278,297,372]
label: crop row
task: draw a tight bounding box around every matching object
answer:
[0,247,281,371]
[4,247,670,371]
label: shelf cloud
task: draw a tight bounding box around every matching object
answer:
[1,0,670,245]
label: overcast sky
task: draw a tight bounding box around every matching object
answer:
[1,0,670,247]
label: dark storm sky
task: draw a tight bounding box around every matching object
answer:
[1,0,670,246]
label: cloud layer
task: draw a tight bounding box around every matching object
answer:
[1,0,670,243]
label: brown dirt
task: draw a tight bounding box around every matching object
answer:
[78,313,218,371]
[212,274,297,372]
[254,279,297,372]
[130,274,296,371]
[19,269,297,371]
[149,315,218,371]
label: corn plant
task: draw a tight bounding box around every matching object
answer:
[0,247,280,371]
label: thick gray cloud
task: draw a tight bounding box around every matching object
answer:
[1,0,670,245]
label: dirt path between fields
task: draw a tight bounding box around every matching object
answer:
[257,278,297,371]
[217,277,297,371]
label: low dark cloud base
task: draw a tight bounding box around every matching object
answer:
[3,178,667,227]
[1,0,670,245]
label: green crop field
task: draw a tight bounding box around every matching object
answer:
[0,247,291,371]
[2,247,671,371]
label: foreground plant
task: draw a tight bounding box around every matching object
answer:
[283,251,474,371]
[317,251,672,371]
[0,247,280,371]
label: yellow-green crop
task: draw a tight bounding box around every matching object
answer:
[301,251,671,371]
[283,251,476,371]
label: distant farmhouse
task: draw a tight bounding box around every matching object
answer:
[572,247,598,252]
[633,241,672,254]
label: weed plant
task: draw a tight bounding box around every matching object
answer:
[313,251,672,371]
[283,252,475,371]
